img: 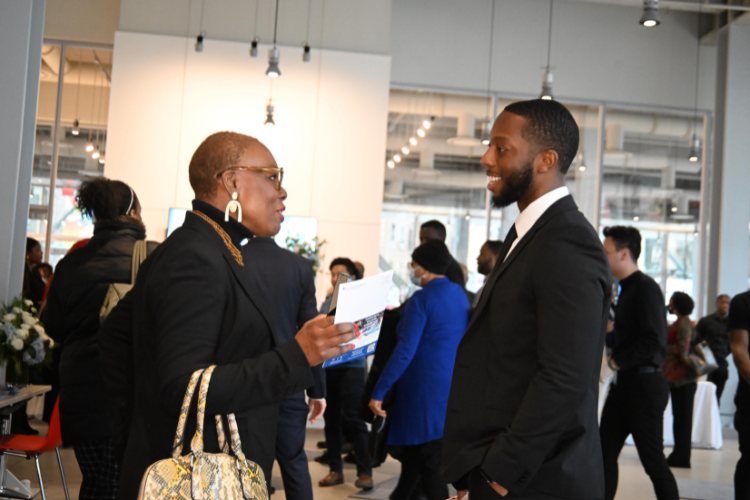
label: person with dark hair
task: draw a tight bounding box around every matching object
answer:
[23,237,46,308]
[98,132,357,500]
[353,261,365,279]
[419,220,466,291]
[600,226,678,499]
[472,240,503,309]
[729,289,750,499]
[663,291,698,468]
[242,237,324,500]
[370,240,469,500]
[41,176,155,499]
[318,257,372,490]
[695,294,731,401]
[35,263,53,284]
[442,99,612,500]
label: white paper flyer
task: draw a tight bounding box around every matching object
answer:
[322,270,394,368]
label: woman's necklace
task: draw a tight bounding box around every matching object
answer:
[193,211,244,267]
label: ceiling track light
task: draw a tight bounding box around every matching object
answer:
[688,134,701,162]
[195,31,206,52]
[409,137,417,146]
[72,119,80,136]
[423,119,432,130]
[266,47,281,77]
[393,154,401,163]
[264,101,275,126]
[387,160,395,169]
[401,146,410,155]
[302,44,311,62]
[540,71,554,100]
[640,0,661,27]
[250,37,259,57]
[417,128,425,138]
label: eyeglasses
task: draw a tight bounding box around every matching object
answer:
[216,166,284,191]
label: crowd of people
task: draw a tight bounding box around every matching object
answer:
[12,99,750,500]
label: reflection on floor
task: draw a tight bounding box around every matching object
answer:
[3,420,740,499]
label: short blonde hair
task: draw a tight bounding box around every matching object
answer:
[189,131,259,199]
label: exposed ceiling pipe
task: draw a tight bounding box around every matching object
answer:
[447,113,481,146]
[41,45,70,75]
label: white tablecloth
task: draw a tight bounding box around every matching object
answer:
[616,380,723,450]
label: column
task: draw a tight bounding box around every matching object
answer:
[707,23,750,415]
[0,0,46,304]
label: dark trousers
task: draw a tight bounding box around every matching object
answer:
[668,382,696,465]
[709,364,729,402]
[600,371,678,500]
[73,438,121,500]
[274,395,313,500]
[390,439,447,500]
[324,367,371,476]
[735,391,750,500]
[467,468,566,500]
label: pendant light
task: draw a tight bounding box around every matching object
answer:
[481,0,496,146]
[302,0,312,62]
[264,80,276,126]
[266,0,281,77]
[72,53,82,135]
[540,0,555,100]
[195,0,207,51]
[250,0,260,57]
[640,0,661,28]
[85,50,97,152]
[688,4,702,163]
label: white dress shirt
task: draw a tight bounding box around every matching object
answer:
[503,186,570,261]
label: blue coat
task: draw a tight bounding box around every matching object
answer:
[372,277,469,446]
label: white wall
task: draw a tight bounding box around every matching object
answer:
[390,0,716,111]
[105,31,390,305]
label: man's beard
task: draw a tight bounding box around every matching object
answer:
[477,258,493,276]
[491,160,534,209]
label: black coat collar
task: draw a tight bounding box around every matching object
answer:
[191,199,254,249]
[182,212,280,347]
[468,195,579,330]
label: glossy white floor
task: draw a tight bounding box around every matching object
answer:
[4,422,739,500]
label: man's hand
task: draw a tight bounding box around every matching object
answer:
[456,490,468,500]
[369,399,387,418]
[488,483,508,497]
[296,315,358,367]
[308,399,326,424]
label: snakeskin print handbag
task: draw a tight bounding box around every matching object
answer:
[138,366,270,500]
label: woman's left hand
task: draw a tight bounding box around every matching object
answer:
[369,399,387,417]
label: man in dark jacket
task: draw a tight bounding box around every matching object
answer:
[442,100,611,500]
[695,294,731,401]
[242,237,324,500]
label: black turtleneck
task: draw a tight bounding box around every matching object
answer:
[192,199,254,249]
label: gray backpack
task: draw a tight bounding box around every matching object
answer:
[99,240,148,323]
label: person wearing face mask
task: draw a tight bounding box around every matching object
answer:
[41,177,157,500]
[369,239,469,500]
[99,132,357,500]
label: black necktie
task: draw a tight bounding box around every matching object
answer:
[498,224,518,264]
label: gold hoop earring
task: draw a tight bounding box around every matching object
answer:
[225,192,242,223]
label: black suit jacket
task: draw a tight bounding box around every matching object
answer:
[241,237,325,399]
[99,212,313,500]
[442,195,611,499]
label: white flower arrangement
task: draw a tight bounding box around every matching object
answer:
[0,296,55,386]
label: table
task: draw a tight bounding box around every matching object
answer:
[621,381,723,450]
[0,385,51,500]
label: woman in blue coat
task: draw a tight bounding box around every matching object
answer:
[369,239,470,500]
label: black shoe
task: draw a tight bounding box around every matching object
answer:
[268,485,276,495]
[666,454,691,468]
[344,451,357,464]
[10,419,39,436]
[314,451,331,464]
[317,440,328,449]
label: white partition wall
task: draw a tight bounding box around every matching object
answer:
[106,31,391,303]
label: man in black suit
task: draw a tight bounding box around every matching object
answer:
[442,99,611,500]
[242,237,324,500]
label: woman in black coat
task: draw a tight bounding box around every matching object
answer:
[42,177,156,500]
[98,131,357,500]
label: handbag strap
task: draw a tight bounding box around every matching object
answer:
[171,369,204,459]
[190,365,216,454]
[215,415,230,454]
[130,240,148,284]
